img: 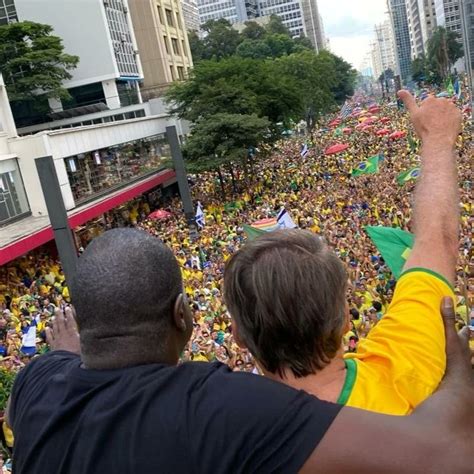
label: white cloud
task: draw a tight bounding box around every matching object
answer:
[318,0,388,68]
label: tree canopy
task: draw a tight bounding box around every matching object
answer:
[426,27,463,81]
[0,21,79,101]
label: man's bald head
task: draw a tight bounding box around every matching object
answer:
[71,228,184,369]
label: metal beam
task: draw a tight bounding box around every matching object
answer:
[35,156,78,285]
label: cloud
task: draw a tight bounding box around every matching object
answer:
[318,0,388,68]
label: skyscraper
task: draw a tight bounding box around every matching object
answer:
[371,20,397,79]
[407,0,425,57]
[257,0,305,37]
[182,0,201,32]
[387,0,413,82]
[459,0,473,87]
[434,0,462,34]
[300,0,326,51]
[128,0,193,99]
[417,0,438,45]
[197,0,257,25]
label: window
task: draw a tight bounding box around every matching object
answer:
[171,38,180,55]
[157,5,163,23]
[163,36,169,54]
[170,66,175,80]
[0,159,29,225]
[177,66,185,80]
[165,9,174,26]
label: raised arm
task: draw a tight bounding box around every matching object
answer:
[398,91,462,285]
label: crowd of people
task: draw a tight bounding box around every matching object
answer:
[0,93,472,402]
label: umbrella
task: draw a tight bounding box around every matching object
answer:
[148,209,172,220]
[379,117,390,124]
[376,128,390,136]
[325,144,349,155]
[389,131,406,140]
[368,105,381,113]
[355,123,366,130]
[343,127,352,134]
[329,119,341,127]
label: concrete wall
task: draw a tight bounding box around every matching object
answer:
[15,0,119,88]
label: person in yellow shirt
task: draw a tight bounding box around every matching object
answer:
[223,93,463,415]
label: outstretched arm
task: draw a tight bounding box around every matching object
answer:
[398,91,461,285]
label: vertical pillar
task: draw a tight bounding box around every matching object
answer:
[166,125,198,239]
[35,156,78,286]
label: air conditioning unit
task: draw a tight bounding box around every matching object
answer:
[121,34,127,42]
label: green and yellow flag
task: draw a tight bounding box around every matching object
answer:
[397,167,420,186]
[365,226,414,279]
[243,224,266,241]
[352,155,381,177]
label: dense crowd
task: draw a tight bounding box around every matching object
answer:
[0,94,472,387]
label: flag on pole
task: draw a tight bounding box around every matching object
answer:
[365,226,414,279]
[340,102,352,119]
[195,201,205,229]
[396,167,420,186]
[351,155,381,177]
[277,208,297,229]
[300,143,309,158]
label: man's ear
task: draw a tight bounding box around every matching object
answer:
[231,318,247,349]
[173,294,188,333]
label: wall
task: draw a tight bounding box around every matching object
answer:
[15,0,119,88]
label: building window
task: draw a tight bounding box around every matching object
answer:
[157,5,164,23]
[0,159,29,225]
[165,9,174,26]
[170,66,175,80]
[177,66,185,80]
[171,38,180,55]
[163,36,170,54]
[64,135,170,204]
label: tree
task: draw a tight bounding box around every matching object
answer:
[377,68,395,94]
[265,14,291,36]
[0,21,79,101]
[236,39,272,59]
[241,21,267,40]
[319,51,357,103]
[183,113,270,197]
[191,19,242,61]
[411,57,427,84]
[427,27,463,81]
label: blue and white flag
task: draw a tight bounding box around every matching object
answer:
[277,208,297,229]
[195,201,205,229]
[300,143,309,158]
[340,102,352,119]
[21,315,40,356]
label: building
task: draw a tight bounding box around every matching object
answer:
[418,0,438,46]
[0,0,18,24]
[257,0,305,37]
[182,0,201,32]
[371,20,397,79]
[197,0,257,25]
[128,0,193,101]
[9,0,147,135]
[0,73,182,267]
[434,0,462,34]
[407,0,425,57]
[300,0,326,51]
[387,0,413,83]
[460,0,474,93]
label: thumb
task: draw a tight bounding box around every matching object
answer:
[441,297,471,383]
[397,90,417,114]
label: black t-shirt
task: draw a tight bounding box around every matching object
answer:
[10,351,341,474]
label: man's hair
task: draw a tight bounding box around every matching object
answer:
[224,229,347,378]
[71,228,182,368]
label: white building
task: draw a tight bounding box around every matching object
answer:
[300,0,326,51]
[10,0,146,134]
[0,73,182,267]
[257,0,305,37]
[407,0,426,57]
[418,0,438,46]
[182,0,201,31]
[434,0,462,33]
[372,20,397,79]
[197,0,258,25]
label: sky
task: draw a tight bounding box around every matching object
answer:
[318,0,388,70]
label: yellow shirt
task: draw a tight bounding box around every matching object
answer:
[342,269,454,415]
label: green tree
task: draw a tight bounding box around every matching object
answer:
[183,113,270,197]
[411,56,427,84]
[241,21,267,40]
[265,14,291,36]
[0,21,79,101]
[378,68,395,93]
[236,39,272,59]
[427,27,463,81]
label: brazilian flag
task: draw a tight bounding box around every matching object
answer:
[365,226,414,279]
[243,225,266,241]
[352,155,381,177]
[397,167,420,186]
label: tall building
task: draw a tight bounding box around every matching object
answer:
[197,0,257,25]
[460,0,474,82]
[371,20,397,79]
[387,0,413,83]
[418,0,438,45]
[128,0,193,100]
[10,0,146,134]
[407,0,425,57]
[0,0,18,24]
[300,0,326,51]
[182,0,201,31]
[256,0,305,37]
[434,0,461,34]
